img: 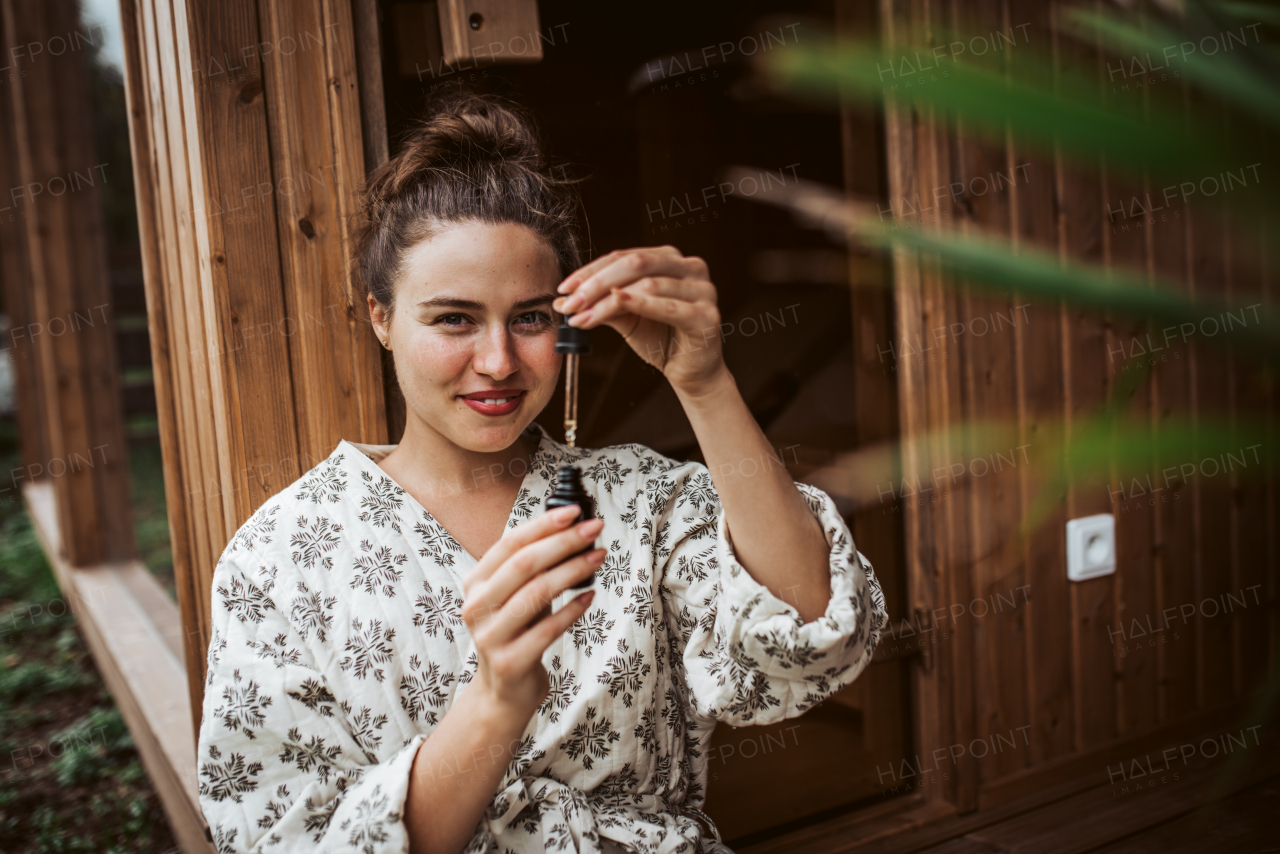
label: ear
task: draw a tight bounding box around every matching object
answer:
[368,294,390,349]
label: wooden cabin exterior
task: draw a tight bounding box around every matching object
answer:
[0,0,1274,851]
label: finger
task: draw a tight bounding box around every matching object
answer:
[612,290,715,334]
[486,547,605,644]
[556,249,693,315]
[557,249,625,294]
[570,286,626,329]
[556,245,684,295]
[475,518,603,616]
[465,504,582,589]
[575,277,707,329]
[632,274,717,303]
[508,588,596,670]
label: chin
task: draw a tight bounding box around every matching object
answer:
[449,418,531,453]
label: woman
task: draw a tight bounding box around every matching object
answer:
[197,92,887,854]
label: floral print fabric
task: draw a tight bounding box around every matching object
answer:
[197,421,888,854]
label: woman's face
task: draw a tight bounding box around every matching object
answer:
[371,220,562,454]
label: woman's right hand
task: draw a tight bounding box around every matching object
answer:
[460,506,605,718]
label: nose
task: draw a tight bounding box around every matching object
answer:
[471,322,519,380]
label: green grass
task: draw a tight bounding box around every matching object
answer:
[0,417,177,852]
[127,440,174,597]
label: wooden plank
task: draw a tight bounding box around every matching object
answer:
[118,0,208,736]
[1228,217,1269,698]
[0,0,136,565]
[975,695,1253,809]
[1007,1,1074,770]
[1184,151,1234,710]
[737,795,953,854]
[864,698,1260,854]
[437,0,543,69]
[351,0,389,171]
[953,726,1279,853]
[256,0,386,467]
[25,481,214,854]
[1148,74,1198,723]
[948,0,1031,786]
[141,0,225,682]
[125,0,388,716]
[182,0,302,540]
[879,0,980,808]
[835,0,914,813]
[1089,776,1280,854]
[0,13,50,478]
[1051,0,1118,754]
[1105,168,1158,738]
[1231,219,1275,700]
[1100,4,1165,737]
[738,695,1260,854]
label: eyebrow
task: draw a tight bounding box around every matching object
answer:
[417,295,556,311]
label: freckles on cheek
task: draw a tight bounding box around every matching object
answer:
[519,337,561,376]
[401,335,473,385]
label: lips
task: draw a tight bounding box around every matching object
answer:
[459,389,525,417]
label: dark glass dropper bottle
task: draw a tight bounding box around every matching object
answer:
[547,314,595,590]
[545,467,596,590]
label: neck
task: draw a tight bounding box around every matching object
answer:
[384,415,536,503]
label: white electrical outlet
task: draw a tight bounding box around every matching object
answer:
[1066,514,1115,581]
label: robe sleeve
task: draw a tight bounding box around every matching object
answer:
[197,529,424,854]
[652,462,888,727]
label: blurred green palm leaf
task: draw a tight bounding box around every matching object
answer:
[1066,7,1280,130]
[761,31,1229,180]
[722,169,1280,358]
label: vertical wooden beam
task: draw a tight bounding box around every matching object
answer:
[1011,0,1073,769]
[881,0,979,811]
[0,8,50,480]
[352,0,389,170]
[949,0,1032,787]
[256,0,386,468]
[0,0,135,565]
[118,0,208,733]
[122,0,386,722]
[836,0,914,811]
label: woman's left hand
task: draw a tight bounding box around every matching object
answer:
[553,246,726,396]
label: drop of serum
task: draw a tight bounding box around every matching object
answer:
[545,465,596,590]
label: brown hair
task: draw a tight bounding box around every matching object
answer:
[353,91,582,315]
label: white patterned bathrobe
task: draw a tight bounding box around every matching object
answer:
[197,421,888,854]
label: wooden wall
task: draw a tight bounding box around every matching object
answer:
[0,0,136,566]
[120,0,387,725]
[882,0,1276,812]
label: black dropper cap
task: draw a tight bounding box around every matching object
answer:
[555,317,591,354]
[544,465,596,590]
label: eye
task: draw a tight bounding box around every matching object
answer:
[435,313,472,327]
[514,310,552,329]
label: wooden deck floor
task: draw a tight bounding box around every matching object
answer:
[738,714,1278,854]
[860,725,1280,854]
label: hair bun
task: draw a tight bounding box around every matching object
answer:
[353,89,582,314]
[402,91,544,178]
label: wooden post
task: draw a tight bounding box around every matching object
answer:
[0,10,50,483]
[122,0,387,731]
[0,0,136,566]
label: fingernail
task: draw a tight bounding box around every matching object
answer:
[587,548,607,565]
[563,294,583,312]
[578,518,604,538]
[557,280,576,294]
[569,309,592,327]
[553,297,567,312]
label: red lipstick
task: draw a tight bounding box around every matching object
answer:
[459,389,525,417]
